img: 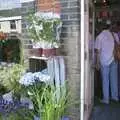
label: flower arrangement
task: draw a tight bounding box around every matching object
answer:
[0,64,71,120]
[18,69,69,120]
[0,64,26,98]
[19,80,68,120]
[19,72,50,87]
[0,97,34,120]
[27,12,62,49]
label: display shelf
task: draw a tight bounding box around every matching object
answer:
[29,56,48,61]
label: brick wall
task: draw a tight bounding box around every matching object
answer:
[60,1,81,119]
[36,0,61,13]
[21,1,35,63]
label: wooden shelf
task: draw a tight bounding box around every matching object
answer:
[29,56,48,61]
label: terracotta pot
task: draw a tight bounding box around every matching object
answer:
[42,48,57,57]
[29,48,42,57]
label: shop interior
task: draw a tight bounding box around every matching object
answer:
[93,0,120,101]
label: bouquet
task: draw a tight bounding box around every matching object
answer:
[26,12,62,49]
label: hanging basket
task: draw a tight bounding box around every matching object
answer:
[42,48,57,57]
[29,48,42,57]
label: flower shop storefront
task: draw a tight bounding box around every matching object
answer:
[0,0,68,119]
[0,18,67,120]
[0,0,93,120]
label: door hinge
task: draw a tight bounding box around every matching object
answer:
[84,104,88,111]
[84,103,92,111]
[85,51,87,60]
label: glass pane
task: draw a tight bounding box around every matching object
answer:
[0,0,22,63]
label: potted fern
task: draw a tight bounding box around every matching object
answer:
[27,12,62,57]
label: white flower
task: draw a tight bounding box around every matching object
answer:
[34,25,43,32]
[34,116,40,120]
[33,42,42,48]
[33,19,37,25]
[28,91,33,96]
[19,72,50,86]
[19,72,35,86]
[20,97,34,110]
[35,12,60,19]
[33,72,50,82]
[52,42,59,48]
[39,24,43,30]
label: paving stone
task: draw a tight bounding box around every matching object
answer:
[91,102,120,120]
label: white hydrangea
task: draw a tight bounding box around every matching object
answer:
[19,72,50,86]
[34,116,40,120]
[19,72,35,86]
[33,72,50,82]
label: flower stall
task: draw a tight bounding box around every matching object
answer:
[0,13,71,120]
[0,62,69,120]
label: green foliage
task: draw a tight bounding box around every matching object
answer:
[26,14,62,44]
[0,108,34,120]
[0,64,26,96]
[19,39,24,66]
[27,83,68,120]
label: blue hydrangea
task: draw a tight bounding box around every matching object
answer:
[0,97,29,115]
[19,72,50,86]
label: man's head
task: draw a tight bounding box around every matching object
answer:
[110,22,118,33]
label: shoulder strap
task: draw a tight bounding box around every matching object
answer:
[117,32,120,42]
[111,32,117,44]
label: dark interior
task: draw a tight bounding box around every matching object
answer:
[0,38,21,63]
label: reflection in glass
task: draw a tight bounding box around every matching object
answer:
[0,0,22,63]
[0,0,21,10]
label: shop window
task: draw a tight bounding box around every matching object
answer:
[10,20,16,29]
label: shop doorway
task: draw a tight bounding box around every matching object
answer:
[89,0,120,120]
[81,0,120,120]
[80,0,95,120]
[93,0,120,102]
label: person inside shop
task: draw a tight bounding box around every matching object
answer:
[116,21,120,99]
[95,22,119,104]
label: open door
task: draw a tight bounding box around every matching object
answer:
[80,0,95,120]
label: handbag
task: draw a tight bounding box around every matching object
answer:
[111,32,120,61]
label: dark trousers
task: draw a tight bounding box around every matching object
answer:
[94,69,102,98]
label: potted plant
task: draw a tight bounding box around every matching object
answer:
[19,72,70,120]
[27,12,62,57]
[0,64,26,100]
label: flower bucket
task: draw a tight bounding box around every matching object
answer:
[29,48,42,57]
[62,116,70,120]
[34,116,69,120]
[42,48,57,57]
